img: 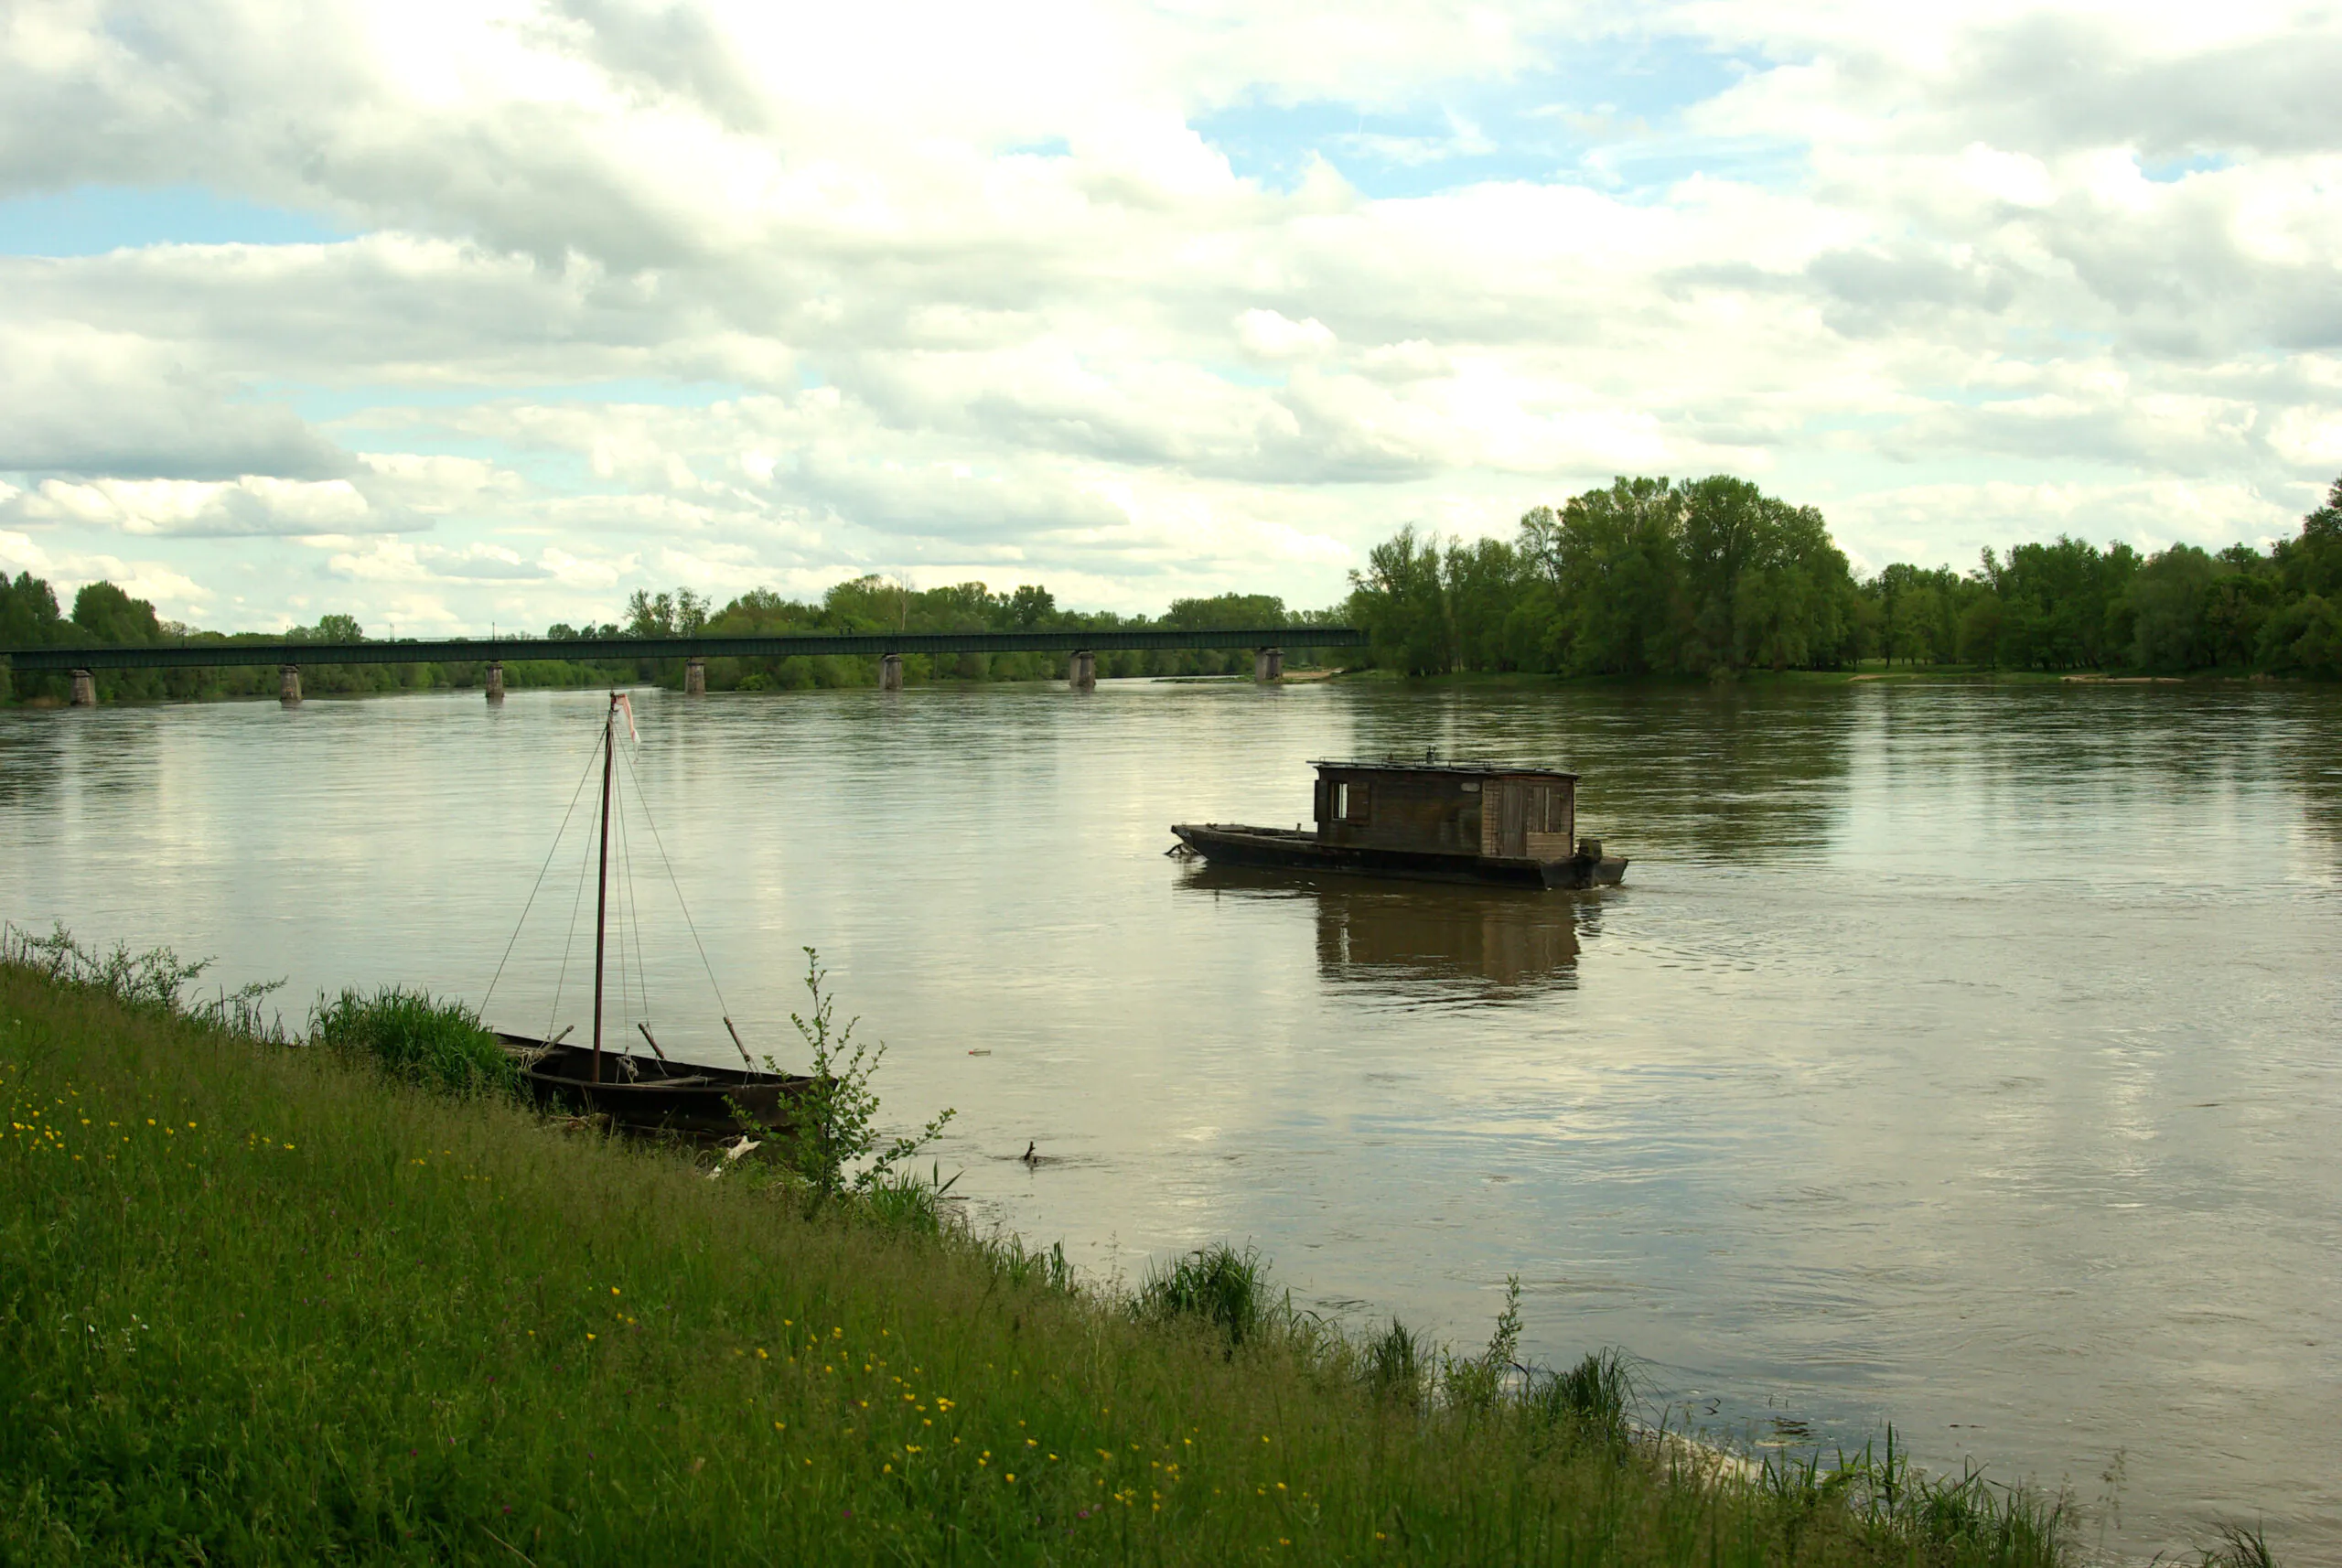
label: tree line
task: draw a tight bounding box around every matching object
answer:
[1348,473,2342,679]
[7,471,2341,703]
[0,571,1345,703]
[596,578,1347,691]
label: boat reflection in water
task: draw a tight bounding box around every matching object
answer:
[1177,863,1586,1004]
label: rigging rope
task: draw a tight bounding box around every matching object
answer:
[615,735,736,1031]
[618,753,650,1040]
[626,779,651,1038]
[543,725,607,1048]
[480,725,606,1017]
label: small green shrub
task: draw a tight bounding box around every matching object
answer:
[767,948,953,1203]
[1442,1274,1524,1412]
[309,985,518,1096]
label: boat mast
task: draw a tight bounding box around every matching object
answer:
[590,692,616,1085]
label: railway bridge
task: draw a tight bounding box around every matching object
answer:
[3,626,1365,705]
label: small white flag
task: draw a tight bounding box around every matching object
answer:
[613,693,639,740]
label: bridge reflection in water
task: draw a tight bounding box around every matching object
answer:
[1176,863,1586,1002]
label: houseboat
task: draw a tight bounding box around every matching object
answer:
[1171,756,1629,890]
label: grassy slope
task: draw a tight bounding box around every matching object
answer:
[0,965,2065,1565]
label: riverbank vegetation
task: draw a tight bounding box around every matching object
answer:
[1347,475,2342,682]
[0,929,2095,1564]
[8,473,2337,703]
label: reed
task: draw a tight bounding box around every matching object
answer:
[1135,1241,1281,1348]
[1526,1348,1638,1450]
[2202,1521,2279,1568]
[0,949,2091,1566]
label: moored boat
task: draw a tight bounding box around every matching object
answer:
[1172,756,1628,890]
[489,693,812,1143]
[497,1032,810,1144]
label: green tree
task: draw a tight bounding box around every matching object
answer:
[2258,594,2342,677]
[1442,537,1528,672]
[2125,544,2217,671]
[2273,478,2342,604]
[1678,475,1768,671]
[2201,571,2277,667]
[1005,584,1057,628]
[2,572,66,647]
[1348,526,1451,675]
[1957,593,2005,669]
[70,582,161,645]
[1520,478,1686,676]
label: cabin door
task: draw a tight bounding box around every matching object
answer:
[1495,782,1528,857]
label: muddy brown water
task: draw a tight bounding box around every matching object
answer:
[5,679,2336,1558]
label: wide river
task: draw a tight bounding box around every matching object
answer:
[4,679,2336,1558]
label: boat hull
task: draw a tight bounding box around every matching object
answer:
[496,1035,813,1144]
[1170,823,1627,890]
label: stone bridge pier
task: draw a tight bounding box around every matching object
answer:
[279,665,302,706]
[684,657,706,696]
[879,652,904,692]
[1253,647,1284,683]
[1069,650,1097,690]
[70,669,97,706]
[485,661,505,702]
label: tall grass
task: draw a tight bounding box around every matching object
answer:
[311,984,520,1096]
[1527,1348,1638,1450]
[1137,1242,1281,1348]
[0,946,2094,1565]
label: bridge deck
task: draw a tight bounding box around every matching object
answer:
[1,627,1362,673]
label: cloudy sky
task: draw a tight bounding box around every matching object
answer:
[2,0,2337,633]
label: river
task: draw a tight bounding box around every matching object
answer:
[3,678,2336,1558]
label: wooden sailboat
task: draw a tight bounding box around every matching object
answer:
[497,693,811,1143]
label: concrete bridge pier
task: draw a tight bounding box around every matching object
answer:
[485,661,505,702]
[1254,647,1284,683]
[684,657,706,696]
[279,665,302,706]
[1069,650,1096,690]
[69,669,96,707]
[879,652,904,692]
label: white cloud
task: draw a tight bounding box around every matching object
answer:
[1236,309,1337,360]
[3,0,2339,633]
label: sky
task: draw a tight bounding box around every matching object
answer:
[2,0,2338,634]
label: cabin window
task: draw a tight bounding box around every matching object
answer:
[1335,781,1370,823]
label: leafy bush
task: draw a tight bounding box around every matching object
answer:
[1441,1274,1524,1411]
[765,948,953,1203]
[309,985,518,1096]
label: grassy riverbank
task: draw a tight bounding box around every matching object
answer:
[0,953,2085,1565]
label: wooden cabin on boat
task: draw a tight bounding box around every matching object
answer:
[1311,758,1577,860]
[1169,754,1627,889]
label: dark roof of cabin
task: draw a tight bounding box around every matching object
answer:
[1309,757,1578,780]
